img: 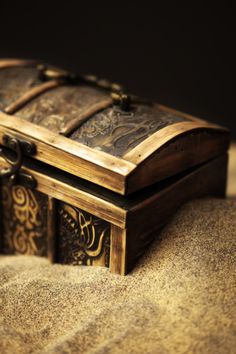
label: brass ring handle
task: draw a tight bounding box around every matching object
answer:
[0,137,23,178]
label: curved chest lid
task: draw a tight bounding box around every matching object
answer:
[0,59,230,195]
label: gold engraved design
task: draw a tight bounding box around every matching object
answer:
[1,184,48,256]
[15,85,109,133]
[70,104,189,157]
[57,203,110,267]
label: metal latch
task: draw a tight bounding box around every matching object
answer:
[0,134,37,188]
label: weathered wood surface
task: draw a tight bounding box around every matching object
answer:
[0,59,230,195]
[0,152,228,274]
[0,59,230,275]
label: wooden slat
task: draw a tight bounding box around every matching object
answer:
[0,59,38,69]
[47,197,57,263]
[125,127,229,194]
[110,225,127,275]
[60,98,113,136]
[4,80,61,114]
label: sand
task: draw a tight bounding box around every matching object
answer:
[0,146,236,354]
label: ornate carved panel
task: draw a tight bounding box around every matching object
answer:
[57,203,110,267]
[15,85,109,133]
[0,67,40,110]
[0,183,48,256]
[70,104,189,157]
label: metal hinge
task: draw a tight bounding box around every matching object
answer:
[0,134,37,189]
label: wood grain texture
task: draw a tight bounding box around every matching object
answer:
[0,58,231,276]
[0,63,230,195]
[0,112,135,194]
[61,98,113,136]
[0,67,41,110]
[0,59,38,69]
[124,120,228,164]
[0,111,229,195]
[4,80,62,114]
[15,85,112,134]
[0,157,127,228]
[47,197,57,263]
[0,154,228,274]
[110,225,127,275]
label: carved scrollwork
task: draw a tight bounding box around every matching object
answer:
[57,203,110,267]
[1,184,48,256]
[15,85,109,133]
[70,105,188,157]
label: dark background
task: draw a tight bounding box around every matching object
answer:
[0,2,235,137]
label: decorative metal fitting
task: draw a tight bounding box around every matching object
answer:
[111,92,131,111]
[0,134,37,188]
[0,136,22,178]
[37,64,131,111]
[37,64,74,82]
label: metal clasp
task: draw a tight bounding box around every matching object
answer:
[0,134,37,188]
[0,135,22,179]
[37,64,72,82]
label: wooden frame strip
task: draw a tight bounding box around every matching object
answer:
[110,225,127,274]
[0,58,39,69]
[4,80,62,114]
[61,98,113,136]
[0,112,136,194]
[0,158,127,228]
[123,120,228,165]
[47,197,57,263]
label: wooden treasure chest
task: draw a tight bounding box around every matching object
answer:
[0,59,230,274]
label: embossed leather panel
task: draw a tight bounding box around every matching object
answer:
[0,67,40,110]
[57,202,110,267]
[70,105,189,157]
[15,85,109,133]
